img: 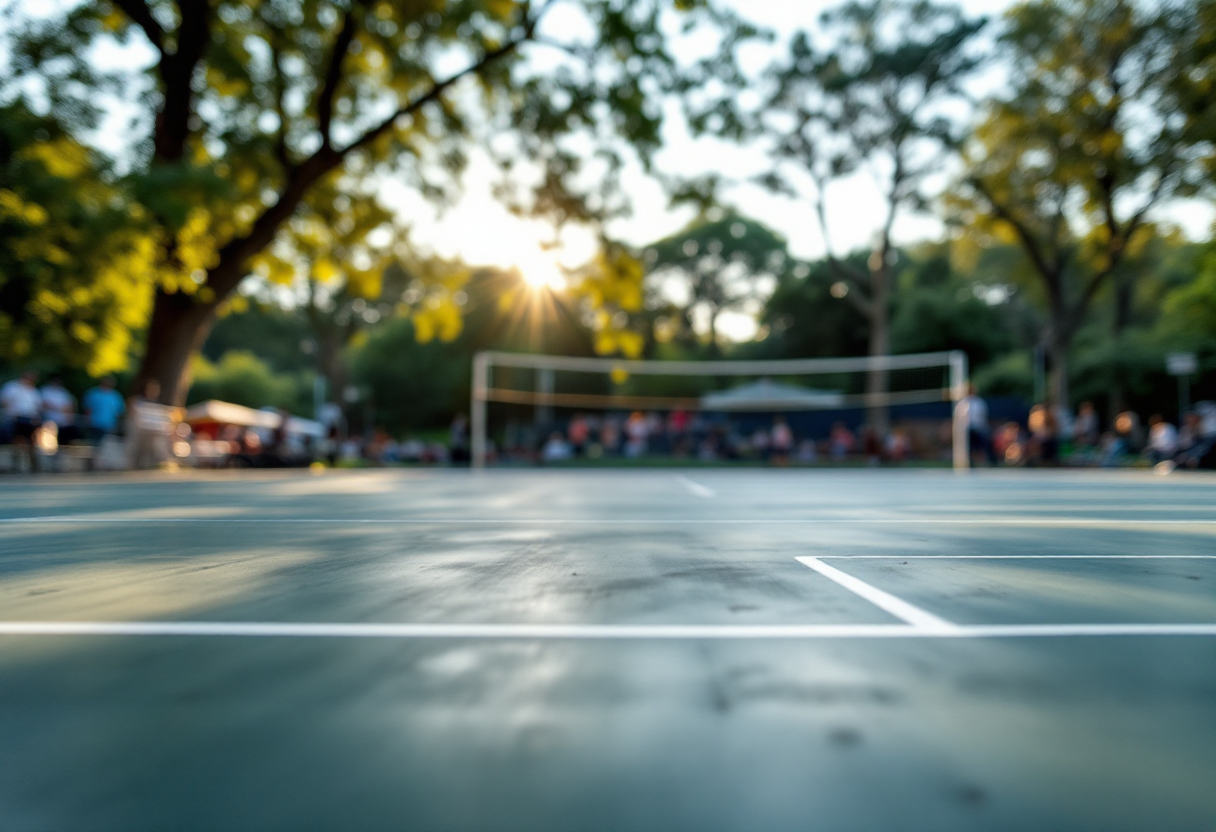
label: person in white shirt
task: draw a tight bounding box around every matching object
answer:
[2,370,41,421]
[541,431,573,462]
[40,377,79,443]
[1146,414,1178,463]
[1,370,43,471]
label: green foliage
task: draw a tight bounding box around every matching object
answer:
[348,318,470,432]
[1176,0,1216,182]
[1162,245,1216,341]
[890,284,1011,364]
[746,257,869,360]
[0,100,153,375]
[972,351,1034,399]
[5,0,757,400]
[187,350,312,413]
[203,302,315,374]
[951,0,1211,406]
[644,214,791,350]
[1068,322,1201,419]
[744,240,1021,369]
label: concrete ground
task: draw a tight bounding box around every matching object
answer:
[0,469,1214,831]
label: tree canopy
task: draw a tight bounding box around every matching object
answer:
[0,100,154,375]
[952,0,1210,407]
[5,0,754,402]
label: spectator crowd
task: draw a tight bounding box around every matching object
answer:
[962,388,1216,470]
[4,367,1215,472]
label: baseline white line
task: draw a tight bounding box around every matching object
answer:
[0,621,1213,639]
[675,476,716,498]
[823,555,1216,560]
[6,516,1216,525]
[796,557,958,632]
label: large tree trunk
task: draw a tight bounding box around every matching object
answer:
[132,289,218,405]
[1048,328,1070,413]
[1108,276,1134,421]
[866,259,890,434]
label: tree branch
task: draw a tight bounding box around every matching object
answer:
[878,143,904,251]
[808,167,867,289]
[207,4,546,300]
[152,0,211,163]
[270,33,291,171]
[110,0,164,53]
[1071,179,1162,328]
[341,25,537,157]
[968,175,1060,292]
[316,6,359,147]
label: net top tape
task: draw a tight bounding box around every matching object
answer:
[476,350,964,376]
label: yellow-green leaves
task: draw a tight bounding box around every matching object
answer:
[0,101,155,376]
[412,297,463,343]
[0,189,49,226]
[568,245,646,357]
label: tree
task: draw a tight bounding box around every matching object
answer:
[747,257,870,361]
[1163,244,1216,342]
[953,0,1210,410]
[1173,0,1216,183]
[8,0,751,403]
[888,245,1015,366]
[642,214,789,354]
[187,349,310,412]
[0,100,154,376]
[761,0,985,430]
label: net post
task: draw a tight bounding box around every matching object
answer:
[471,352,490,470]
[949,350,969,472]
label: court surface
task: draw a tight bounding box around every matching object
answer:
[1,469,1214,831]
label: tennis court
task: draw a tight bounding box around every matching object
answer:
[1,469,1214,831]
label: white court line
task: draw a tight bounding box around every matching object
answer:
[823,555,1216,560]
[5,516,1216,525]
[675,476,716,498]
[796,556,959,632]
[0,621,1213,639]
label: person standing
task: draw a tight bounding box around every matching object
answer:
[1073,401,1098,445]
[40,377,78,444]
[828,421,855,461]
[961,384,993,465]
[449,413,470,464]
[1145,415,1178,464]
[770,415,794,465]
[624,411,649,458]
[83,376,126,443]
[1028,403,1059,465]
[1,370,43,472]
[126,380,170,470]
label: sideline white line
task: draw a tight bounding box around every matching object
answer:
[824,555,1216,560]
[676,476,716,498]
[796,556,958,632]
[6,516,1216,525]
[0,621,1213,639]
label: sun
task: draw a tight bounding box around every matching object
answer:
[517,250,567,291]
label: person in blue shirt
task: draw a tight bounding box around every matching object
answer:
[83,376,125,443]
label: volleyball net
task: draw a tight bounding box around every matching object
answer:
[470,351,969,469]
